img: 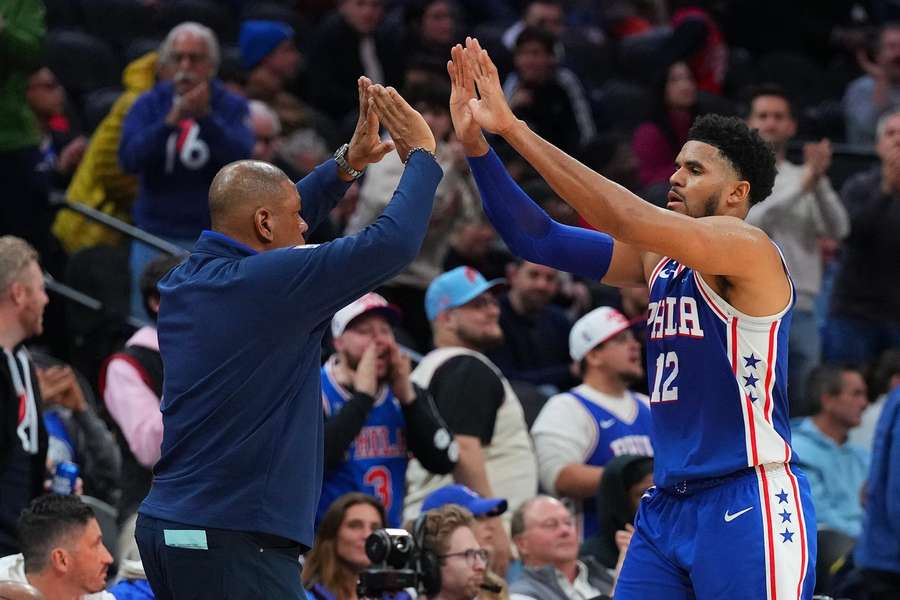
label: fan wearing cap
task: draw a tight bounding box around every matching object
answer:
[531,307,654,540]
[317,293,457,528]
[421,485,509,599]
[404,266,539,577]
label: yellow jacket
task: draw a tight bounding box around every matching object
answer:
[53,52,158,253]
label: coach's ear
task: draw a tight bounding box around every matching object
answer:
[254,207,274,243]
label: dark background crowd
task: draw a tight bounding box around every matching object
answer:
[2,0,900,599]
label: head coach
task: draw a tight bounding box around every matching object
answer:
[133,79,442,600]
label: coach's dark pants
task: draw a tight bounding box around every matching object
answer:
[135,514,306,599]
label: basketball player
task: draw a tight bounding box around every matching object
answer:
[447,38,817,599]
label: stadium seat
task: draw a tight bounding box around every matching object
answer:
[124,38,163,64]
[815,528,856,595]
[82,87,124,135]
[46,30,120,99]
[510,380,550,430]
[81,0,156,50]
[44,0,83,30]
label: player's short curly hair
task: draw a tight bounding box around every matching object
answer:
[687,114,776,206]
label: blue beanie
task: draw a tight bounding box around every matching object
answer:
[239,20,294,70]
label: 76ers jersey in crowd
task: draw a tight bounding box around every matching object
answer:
[646,254,795,488]
[318,362,408,526]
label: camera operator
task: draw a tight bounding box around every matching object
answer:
[304,493,412,600]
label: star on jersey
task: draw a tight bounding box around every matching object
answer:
[748,391,758,403]
[779,510,792,523]
[776,489,789,504]
[780,529,794,543]
[744,373,759,388]
[744,354,761,369]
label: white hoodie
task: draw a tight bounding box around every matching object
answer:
[0,553,114,599]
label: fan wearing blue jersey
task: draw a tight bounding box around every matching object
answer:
[448,39,817,599]
[531,306,653,540]
[319,293,457,528]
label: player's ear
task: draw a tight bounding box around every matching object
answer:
[730,180,751,207]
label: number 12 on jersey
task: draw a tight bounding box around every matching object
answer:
[650,351,679,403]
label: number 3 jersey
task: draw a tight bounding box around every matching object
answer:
[317,359,408,527]
[646,255,796,489]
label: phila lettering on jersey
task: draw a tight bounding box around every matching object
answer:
[645,254,796,489]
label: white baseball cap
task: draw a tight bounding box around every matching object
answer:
[569,306,632,361]
[331,293,401,338]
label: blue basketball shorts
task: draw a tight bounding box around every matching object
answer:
[615,463,817,600]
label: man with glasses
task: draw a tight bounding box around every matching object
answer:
[405,266,538,577]
[509,496,613,600]
[419,504,488,600]
[119,21,254,320]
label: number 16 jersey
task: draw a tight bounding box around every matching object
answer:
[645,255,796,489]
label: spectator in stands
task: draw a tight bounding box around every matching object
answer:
[240,20,336,148]
[421,484,509,597]
[0,237,49,557]
[443,212,512,282]
[0,0,52,264]
[403,0,461,73]
[826,109,900,364]
[318,293,457,527]
[509,496,613,600]
[580,455,653,571]
[346,80,478,350]
[0,495,113,600]
[119,21,254,320]
[487,260,574,392]
[35,356,120,506]
[844,22,900,146]
[531,307,652,539]
[502,27,596,151]
[25,67,86,189]
[745,85,849,412]
[850,349,900,450]
[306,0,402,123]
[405,267,539,576]
[53,51,164,254]
[416,504,488,600]
[248,99,281,163]
[303,493,412,600]
[791,364,870,538]
[102,255,181,522]
[501,0,565,54]
[854,357,900,599]
[632,61,698,200]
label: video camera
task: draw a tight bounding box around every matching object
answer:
[357,528,421,597]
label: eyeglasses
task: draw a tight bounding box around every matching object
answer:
[460,295,497,310]
[170,51,209,65]
[439,548,489,566]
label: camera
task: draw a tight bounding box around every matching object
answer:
[357,528,420,597]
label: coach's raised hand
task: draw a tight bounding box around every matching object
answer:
[344,76,395,179]
[369,85,436,163]
[448,44,489,157]
[462,37,518,136]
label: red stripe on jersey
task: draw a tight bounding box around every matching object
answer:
[648,256,669,289]
[763,321,778,424]
[786,465,809,600]
[758,466,779,600]
[694,272,729,322]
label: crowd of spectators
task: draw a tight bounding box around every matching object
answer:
[3,0,900,598]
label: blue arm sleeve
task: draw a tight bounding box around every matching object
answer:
[467,149,613,281]
[296,159,352,233]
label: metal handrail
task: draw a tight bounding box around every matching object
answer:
[44,273,148,329]
[49,192,189,257]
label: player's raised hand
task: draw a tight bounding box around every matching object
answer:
[347,77,395,171]
[463,37,518,136]
[369,84,436,163]
[448,44,488,156]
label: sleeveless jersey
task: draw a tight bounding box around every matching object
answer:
[645,255,795,489]
[572,390,653,537]
[317,361,408,527]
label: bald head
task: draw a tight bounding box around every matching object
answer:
[0,581,46,600]
[208,160,307,249]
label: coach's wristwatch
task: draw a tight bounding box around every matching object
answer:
[333,143,365,180]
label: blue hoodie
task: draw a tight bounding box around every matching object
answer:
[119,79,254,238]
[139,153,442,549]
[855,388,900,574]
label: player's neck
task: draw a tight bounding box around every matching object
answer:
[583,370,628,397]
[811,413,849,446]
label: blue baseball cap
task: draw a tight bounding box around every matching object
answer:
[421,484,508,518]
[425,267,505,321]
[239,20,295,70]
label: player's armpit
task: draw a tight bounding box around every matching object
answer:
[600,240,653,288]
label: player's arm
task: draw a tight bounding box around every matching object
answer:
[463,38,780,282]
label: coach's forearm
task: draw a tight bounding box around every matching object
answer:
[501,118,646,238]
